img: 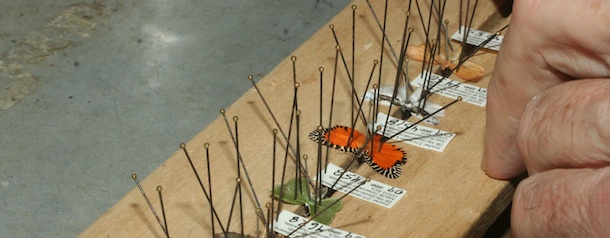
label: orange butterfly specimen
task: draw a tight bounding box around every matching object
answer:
[406,44,484,82]
[309,125,407,179]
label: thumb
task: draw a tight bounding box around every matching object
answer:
[512,167,610,237]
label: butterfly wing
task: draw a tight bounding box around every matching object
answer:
[450,61,484,82]
[406,44,445,65]
[310,126,408,179]
[363,134,408,179]
[308,125,366,152]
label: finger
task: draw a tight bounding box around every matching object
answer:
[512,167,610,237]
[517,79,610,174]
[483,0,568,179]
[483,0,610,179]
[529,0,610,79]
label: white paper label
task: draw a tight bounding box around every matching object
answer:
[411,72,487,107]
[318,163,406,208]
[273,210,366,238]
[373,113,456,152]
[451,26,504,51]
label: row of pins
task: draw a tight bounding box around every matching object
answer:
[128,0,508,237]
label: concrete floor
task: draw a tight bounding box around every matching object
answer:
[0,0,351,237]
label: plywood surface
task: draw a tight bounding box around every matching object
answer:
[81,1,513,237]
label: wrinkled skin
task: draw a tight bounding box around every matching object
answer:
[483,0,610,237]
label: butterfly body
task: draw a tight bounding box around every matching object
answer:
[309,125,407,179]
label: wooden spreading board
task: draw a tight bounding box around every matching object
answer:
[81,1,513,237]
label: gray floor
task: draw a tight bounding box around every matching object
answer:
[0,1,350,237]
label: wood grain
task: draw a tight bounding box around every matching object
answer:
[80,1,513,237]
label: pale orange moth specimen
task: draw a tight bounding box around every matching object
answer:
[406,44,484,82]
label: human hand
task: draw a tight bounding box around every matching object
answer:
[483,0,610,236]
